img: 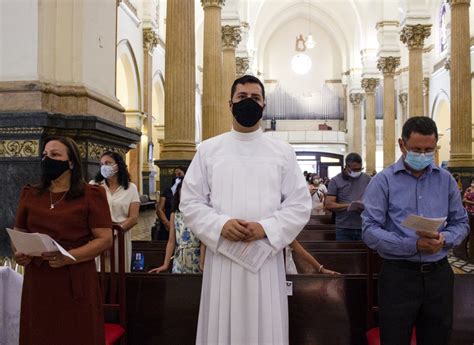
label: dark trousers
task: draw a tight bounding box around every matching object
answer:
[378,258,454,345]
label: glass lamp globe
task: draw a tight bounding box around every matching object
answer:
[291,53,312,75]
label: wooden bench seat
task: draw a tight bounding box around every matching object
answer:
[132,240,380,274]
[124,273,474,345]
[139,195,156,211]
[296,230,336,241]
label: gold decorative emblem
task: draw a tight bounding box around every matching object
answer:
[0,140,39,158]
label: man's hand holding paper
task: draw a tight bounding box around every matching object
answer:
[401,214,447,254]
[347,201,364,213]
[416,232,445,254]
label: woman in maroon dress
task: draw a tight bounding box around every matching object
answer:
[13,136,113,345]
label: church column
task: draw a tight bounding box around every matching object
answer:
[378,57,400,167]
[142,28,159,196]
[222,25,241,133]
[398,92,408,124]
[400,25,431,117]
[0,0,140,256]
[362,78,379,173]
[349,93,364,155]
[156,0,196,191]
[449,0,474,170]
[201,0,224,140]
[423,78,430,117]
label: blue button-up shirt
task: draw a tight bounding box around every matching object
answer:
[362,157,469,262]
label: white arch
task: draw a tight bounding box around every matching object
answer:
[431,89,451,164]
[116,39,142,111]
[431,88,450,120]
[252,1,363,73]
[152,70,165,125]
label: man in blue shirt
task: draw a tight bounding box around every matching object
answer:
[362,116,469,345]
[325,153,371,240]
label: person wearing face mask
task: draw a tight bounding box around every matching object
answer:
[154,167,186,241]
[90,151,140,272]
[324,153,371,241]
[362,117,469,345]
[13,136,113,345]
[180,75,311,345]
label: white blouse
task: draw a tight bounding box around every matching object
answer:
[89,180,140,223]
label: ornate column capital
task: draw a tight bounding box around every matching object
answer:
[236,57,249,77]
[377,56,401,76]
[222,25,242,50]
[423,78,430,96]
[444,57,451,70]
[398,92,408,105]
[143,28,159,52]
[201,0,225,8]
[361,78,379,94]
[349,93,364,106]
[400,24,432,50]
[450,0,471,6]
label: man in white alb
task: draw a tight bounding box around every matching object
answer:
[180,75,312,345]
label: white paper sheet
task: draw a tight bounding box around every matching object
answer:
[217,238,272,273]
[6,228,76,261]
[347,201,364,212]
[401,215,447,233]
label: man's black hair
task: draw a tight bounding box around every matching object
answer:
[345,152,362,166]
[402,116,438,142]
[230,75,265,100]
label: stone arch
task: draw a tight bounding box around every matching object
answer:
[116,39,142,112]
[431,90,451,165]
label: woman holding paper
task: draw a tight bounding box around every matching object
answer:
[13,136,112,345]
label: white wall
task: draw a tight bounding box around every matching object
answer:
[82,0,117,100]
[117,4,144,109]
[263,18,342,95]
[0,0,38,81]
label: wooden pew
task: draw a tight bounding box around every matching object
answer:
[132,241,168,272]
[132,240,381,274]
[303,223,336,231]
[124,273,474,345]
[296,230,336,241]
[308,214,334,225]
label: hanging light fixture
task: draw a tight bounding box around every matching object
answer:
[306,0,315,49]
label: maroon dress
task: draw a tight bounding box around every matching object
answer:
[14,184,112,345]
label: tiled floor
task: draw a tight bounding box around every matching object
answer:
[132,209,155,241]
[133,210,474,274]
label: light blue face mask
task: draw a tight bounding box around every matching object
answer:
[404,151,435,171]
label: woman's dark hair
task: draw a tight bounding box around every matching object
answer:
[402,116,438,142]
[171,181,183,213]
[38,136,85,198]
[94,151,131,189]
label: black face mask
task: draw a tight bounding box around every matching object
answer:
[232,98,263,128]
[41,156,70,181]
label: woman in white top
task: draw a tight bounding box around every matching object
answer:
[91,151,140,272]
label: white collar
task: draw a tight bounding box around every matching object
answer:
[230,127,263,141]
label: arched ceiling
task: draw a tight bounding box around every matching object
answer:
[248,0,364,72]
